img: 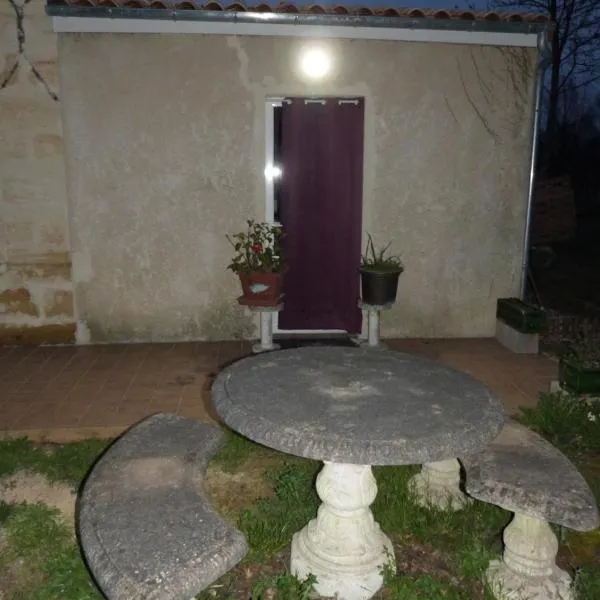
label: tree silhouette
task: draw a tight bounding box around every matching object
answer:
[493,0,600,174]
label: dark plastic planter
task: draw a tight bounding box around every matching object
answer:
[496,298,547,334]
[360,270,401,306]
[559,358,600,395]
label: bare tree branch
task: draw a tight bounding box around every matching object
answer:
[492,0,600,172]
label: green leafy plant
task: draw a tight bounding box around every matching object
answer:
[226,220,284,275]
[560,338,600,369]
[518,391,600,455]
[251,572,316,600]
[360,233,404,273]
[574,563,600,600]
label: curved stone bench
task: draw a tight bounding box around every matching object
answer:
[78,414,248,600]
[461,420,598,600]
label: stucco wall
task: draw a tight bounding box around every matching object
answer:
[0,0,74,344]
[57,32,536,341]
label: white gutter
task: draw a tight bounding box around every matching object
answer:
[52,16,540,47]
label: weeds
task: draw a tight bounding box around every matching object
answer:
[519,391,600,455]
[0,437,112,489]
[239,461,320,561]
[0,503,102,600]
[574,563,600,599]
[251,572,316,600]
[211,429,274,473]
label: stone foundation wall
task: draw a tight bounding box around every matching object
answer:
[0,0,74,344]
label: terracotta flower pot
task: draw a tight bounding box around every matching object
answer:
[238,272,283,307]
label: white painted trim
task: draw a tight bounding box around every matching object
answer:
[275,329,348,335]
[52,17,539,47]
[265,98,280,229]
[265,98,282,333]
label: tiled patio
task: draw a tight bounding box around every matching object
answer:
[0,338,558,442]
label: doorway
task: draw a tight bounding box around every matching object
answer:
[265,97,365,334]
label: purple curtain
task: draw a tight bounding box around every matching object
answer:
[278,98,364,332]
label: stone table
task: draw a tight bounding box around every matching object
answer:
[211,346,505,600]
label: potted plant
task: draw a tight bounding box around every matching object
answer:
[227,220,285,307]
[359,233,404,306]
[496,298,547,334]
[558,338,600,395]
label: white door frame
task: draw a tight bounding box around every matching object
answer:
[264,97,347,335]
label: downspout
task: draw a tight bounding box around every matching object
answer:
[519,28,552,300]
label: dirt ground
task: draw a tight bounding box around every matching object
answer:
[0,473,76,525]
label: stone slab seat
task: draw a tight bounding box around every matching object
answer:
[78,414,248,600]
[461,419,599,600]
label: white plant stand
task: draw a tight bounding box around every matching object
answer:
[409,459,470,511]
[357,301,393,348]
[291,462,395,600]
[248,304,283,353]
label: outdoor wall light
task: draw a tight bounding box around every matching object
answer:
[264,164,283,181]
[299,46,332,79]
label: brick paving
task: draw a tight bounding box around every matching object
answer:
[0,338,557,442]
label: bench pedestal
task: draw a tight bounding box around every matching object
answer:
[486,512,572,600]
[249,304,283,353]
[409,459,470,511]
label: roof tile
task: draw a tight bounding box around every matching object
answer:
[46,0,551,24]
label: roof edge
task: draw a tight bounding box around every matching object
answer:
[46,6,551,36]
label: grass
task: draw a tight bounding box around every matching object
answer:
[0,437,112,489]
[0,503,102,600]
[211,428,279,473]
[0,391,598,599]
[0,437,112,600]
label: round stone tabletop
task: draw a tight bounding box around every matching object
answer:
[211,346,505,465]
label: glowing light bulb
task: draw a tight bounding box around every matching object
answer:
[264,164,283,181]
[300,47,331,79]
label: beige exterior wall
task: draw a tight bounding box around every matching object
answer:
[57,32,536,342]
[0,0,74,344]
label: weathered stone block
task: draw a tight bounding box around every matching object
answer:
[0,323,76,345]
[0,286,39,316]
[33,133,63,158]
[2,176,48,205]
[4,222,36,261]
[11,256,71,280]
[39,223,67,248]
[45,289,73,318]
[0,14,18,55]
[23,1,59,63]
[27,60,59,93]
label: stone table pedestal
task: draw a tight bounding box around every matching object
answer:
[291,462,394,600]
[409,458,471,511]
[212,347,504,600]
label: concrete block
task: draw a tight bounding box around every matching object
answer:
[549,380,562,393]
[496,318,539,354]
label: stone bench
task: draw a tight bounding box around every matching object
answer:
[78,414,248,600]
[461,420,598,600]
